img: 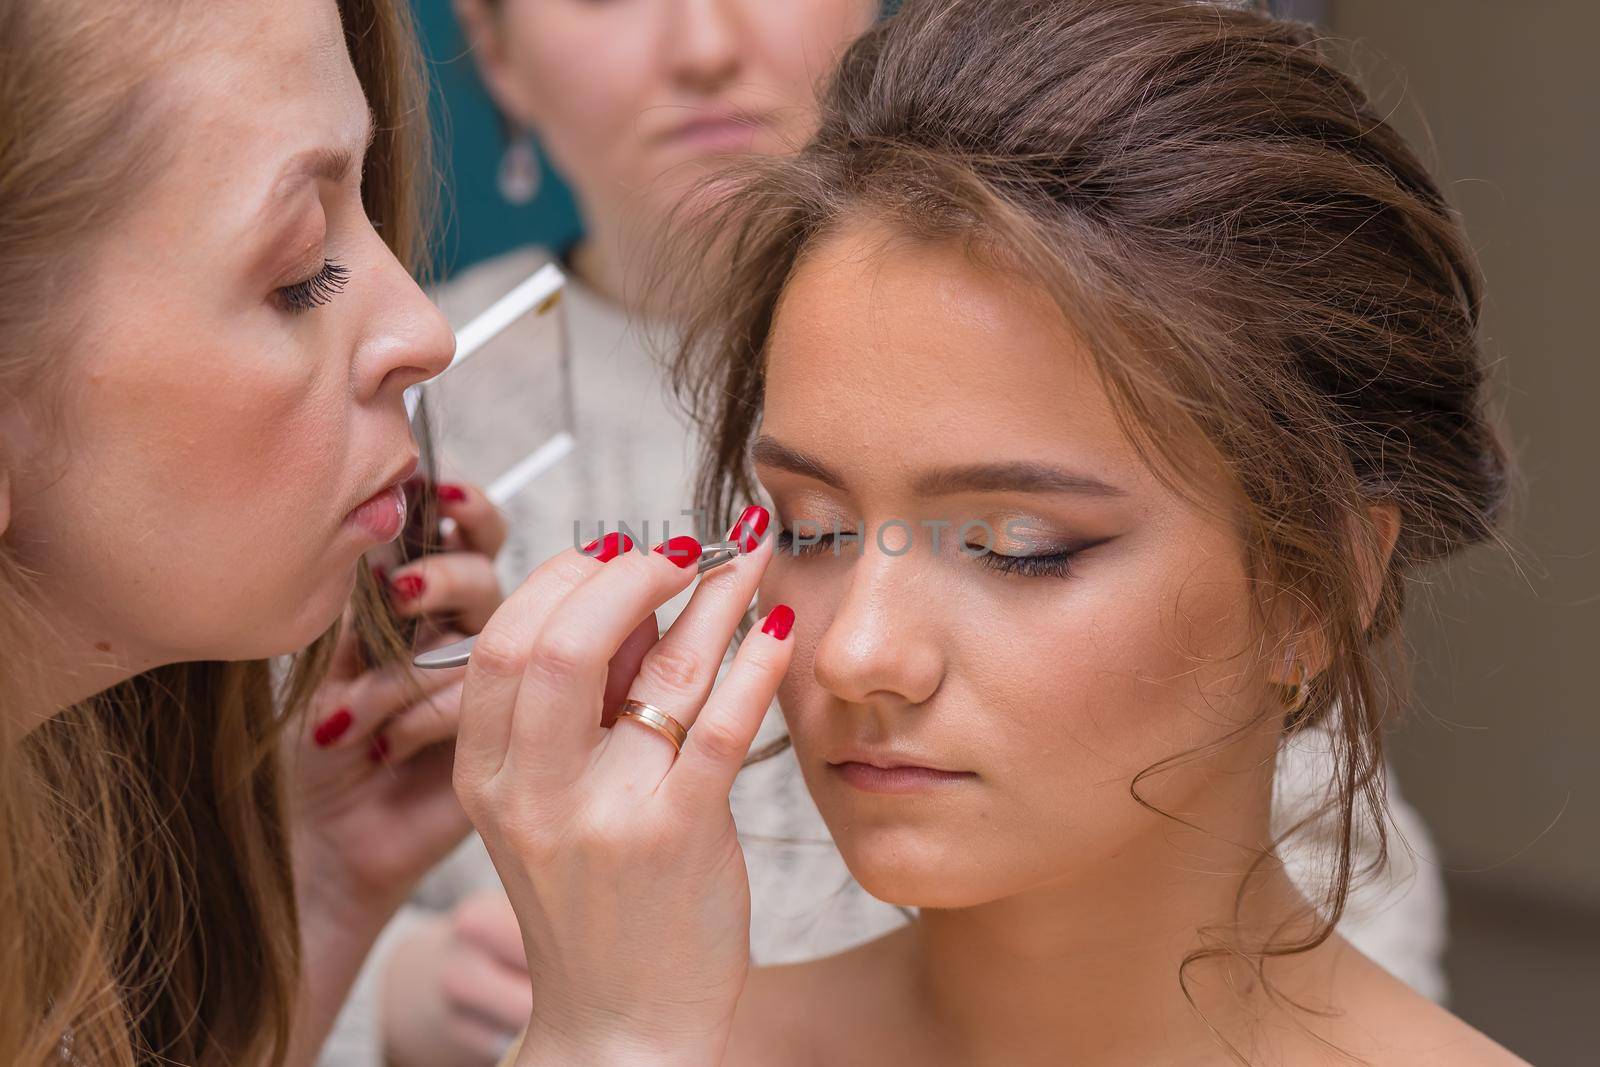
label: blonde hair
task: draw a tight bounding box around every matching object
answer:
[0,1,435,1063]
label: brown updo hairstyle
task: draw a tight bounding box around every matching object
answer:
[0,1,435,1064]
[664,0,1518,1049]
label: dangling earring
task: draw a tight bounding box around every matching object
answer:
[498,130,541,205]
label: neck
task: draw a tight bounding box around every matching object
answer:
[6,597,148,734]
[567,195,684,322]
[900,793,1338,1063]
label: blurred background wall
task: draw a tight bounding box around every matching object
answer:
[412,0,580,278]
[1325,3,1600,1063]
[411,0,1598,1061]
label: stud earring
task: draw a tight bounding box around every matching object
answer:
[1277,658,1314,730]
[1280,660,1311,710]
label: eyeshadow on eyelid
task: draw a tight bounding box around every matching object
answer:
[988,518,1069,548]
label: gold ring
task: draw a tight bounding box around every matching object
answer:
[615,699,688,754]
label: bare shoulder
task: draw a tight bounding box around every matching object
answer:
[723,927,916,1067]
[1284,941,1531,1067]
[1351,975,1529,1066]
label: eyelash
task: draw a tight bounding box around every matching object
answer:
[275,259,349,313]
[979,549,1079,579]
[772,526,1081,580]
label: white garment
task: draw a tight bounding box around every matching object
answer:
[317,246,1448,1066]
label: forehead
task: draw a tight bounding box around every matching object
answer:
[147,1,368,206]
[761,219,1144,489]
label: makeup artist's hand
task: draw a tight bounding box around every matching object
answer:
[289,481,507,918]
[455,508,793,1067]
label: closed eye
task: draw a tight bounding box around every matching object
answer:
[775,522,1088,580]
[976,547,1080,579]
[773,524,848,556]
[275,259,349,314]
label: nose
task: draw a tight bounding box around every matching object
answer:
[810,550,946,709]
[359,253,456,400]
[664,0,742,94]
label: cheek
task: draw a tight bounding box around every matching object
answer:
[762,556,864,770]
[760,4,875,84]
[107,337,346,526]
[748,9,871,140]
[968,538,1269,848]
[25,317,355,659]
[760,558,825,710]
[516,20,652,177]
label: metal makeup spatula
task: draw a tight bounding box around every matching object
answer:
[412,539,744,670]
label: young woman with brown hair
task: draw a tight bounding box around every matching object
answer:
[456,1,1529,1063]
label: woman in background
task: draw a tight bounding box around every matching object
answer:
[348,3,1445,1066]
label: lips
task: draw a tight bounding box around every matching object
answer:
[660,110,770,152]
[825,748,967,775]
[828,760,977,794]
[344,452,418,543]
[345,483,405,542]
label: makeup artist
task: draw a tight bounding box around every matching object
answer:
[0,0,767,1063]
[0,0,482,1059]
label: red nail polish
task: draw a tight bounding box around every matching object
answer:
[371,565,389,587]
[367,735,390,763]
[314,707,353,747]
[761,604,795,640]
[436,483,468,503]
[728,505,770,553]
[390,574,425,601]
[581,532,633,562]
[652,535,703,569]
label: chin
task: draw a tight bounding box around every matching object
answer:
[831,825,1003,909]
[849,862,1001,910]
[243,564,357,660]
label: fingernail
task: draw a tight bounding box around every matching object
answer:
[371,565,389,587]
[390,574,425,601]
[367,735,390,763]
[651,535,703,569]
[580,532,633,562]
[761,604,795,640]
[728,505,770,553]
[314,707,354,747]
[436,483,468,503]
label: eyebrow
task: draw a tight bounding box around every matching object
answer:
[274,106,377,190]
[751,435,1130,498]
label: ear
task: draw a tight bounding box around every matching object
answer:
[1274,501,1402,683]
[453,0,543,130]
[1356,502,1402,633]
